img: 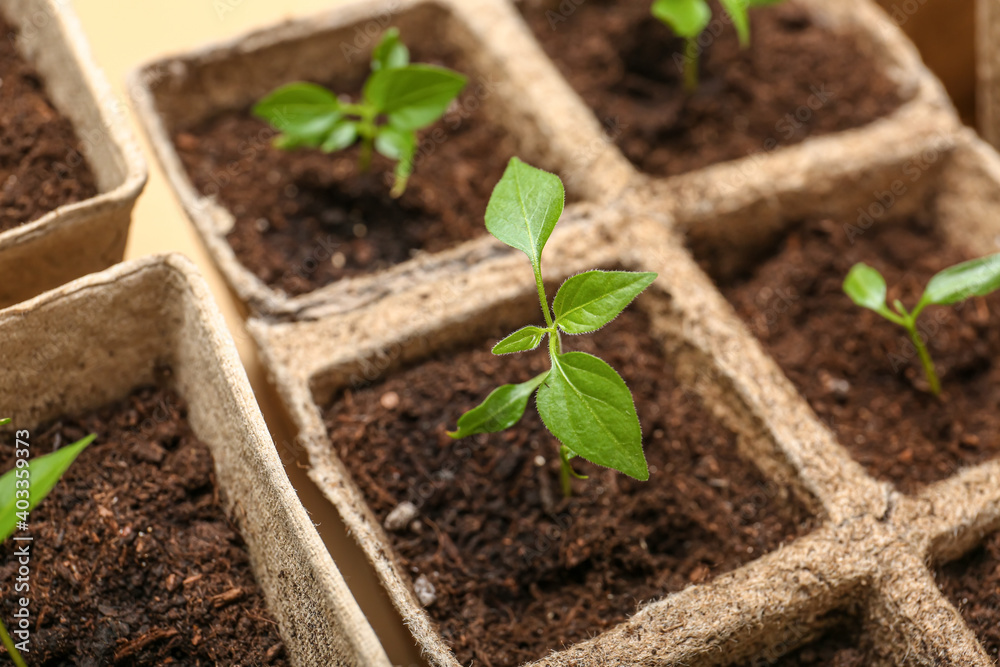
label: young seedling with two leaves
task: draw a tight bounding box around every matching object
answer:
[0,418,92,666]
[651,0,784,92]
[843,252,1000,396]
[448,158,658,497]
[253,28,467,197]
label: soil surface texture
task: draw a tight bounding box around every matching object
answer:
[0,15,99,232]
[175,38,519,297]
[0,384,288,666]
[515,0,903,176]
[712,216,1000,495]
[325,304,814,665]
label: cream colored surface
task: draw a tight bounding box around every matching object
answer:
[70,0,423,664]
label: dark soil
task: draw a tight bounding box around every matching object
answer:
[937,531,1000,661]
[0,15,99,232]
[174,39,518,297]
[324,304,814,666]
[710,216,1000,495]
[515,0,903,177]
[0,384,288,666]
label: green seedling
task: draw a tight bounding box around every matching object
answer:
[651,0,784,91]
[0,417,92,667]
[844,253,1000,396]
[449,158,658,497]
[253,28,467,197]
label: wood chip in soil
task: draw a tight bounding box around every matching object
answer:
[324,303,815,666]
[515,0,903,177]
[0,385,288,666]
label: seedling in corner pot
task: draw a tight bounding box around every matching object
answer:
[650,0,784,92]
[253,28,467,197]
[448,158,658,497]
[843,253,1000,396]
[0,418,92,667]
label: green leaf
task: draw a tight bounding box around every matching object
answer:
[537,352,648,481]
[485,157,565,269]
[492,326,547,354]
[651,0,712,38]
[553,271,657,335]
[0,419,9,426]
[720,0,750,46]
[0,434,94,543]
[449,373,548,439]
[844,263,893,316]
[321,121,359,152]
[253,83,343,146]
[374,125,415,161]
[364,65,467,131]
[371,28,409,71]
[919,252,1000,307]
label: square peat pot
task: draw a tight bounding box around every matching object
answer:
[249,204,993,665]
[0,255,390,666]
[0,0,146,308]
[508,0,961,230]
[130,0,629,320]
[683,128,1000,501]
[664,129,1000,663]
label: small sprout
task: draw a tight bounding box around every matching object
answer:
[449,158,658,496]
[650,0,785,92]
[843,253,1000,396]
[0,421,93,667]
[253,28,467,197]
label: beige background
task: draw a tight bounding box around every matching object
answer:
[68,0,973,664]
[71,0,424,664]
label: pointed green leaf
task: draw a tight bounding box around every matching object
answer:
[651,0,712,38]
[537,352,648,481]
[364,65,467,130]
[553,271,657,334]
[253,83,343,146]
[485,157,565,269]
[720,0,750,46]
[0,419,9,426]
[0,434,94,543]
[449,373,548,439]
[492,326,547,355]
[919,252,1000,307]
[371,28,409,72]
[843,263,894,317]
[321,121,359,153]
